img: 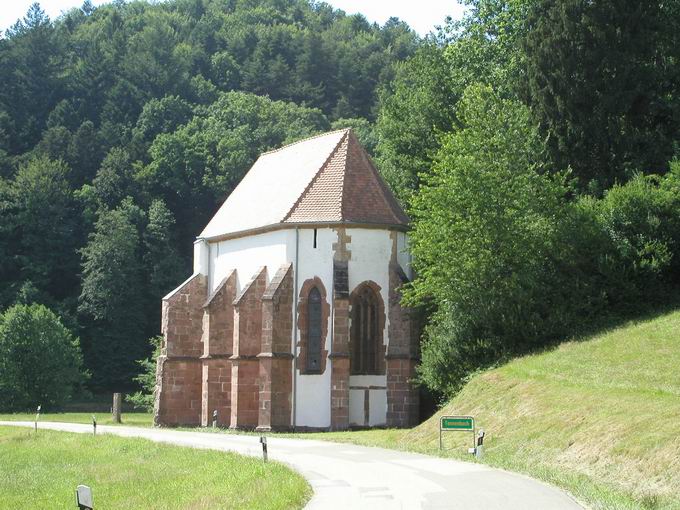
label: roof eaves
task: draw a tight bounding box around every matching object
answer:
[199,220,409,244]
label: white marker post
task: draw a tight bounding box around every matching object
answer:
[34,404,41,433]
[475,429,485,459]
[76,485,93,510]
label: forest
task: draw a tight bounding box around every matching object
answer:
[1,0,680,409]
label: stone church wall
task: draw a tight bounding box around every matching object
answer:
[154,274,206,426]
[155,227,420,430]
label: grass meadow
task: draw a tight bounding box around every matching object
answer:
[0,426,310,509]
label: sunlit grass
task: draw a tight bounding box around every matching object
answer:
[0,426,310,510]
[0,412,153,427]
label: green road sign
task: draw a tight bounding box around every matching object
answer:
[440,416,474,431]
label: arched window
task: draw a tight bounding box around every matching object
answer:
[306,287,322,372]
[350,285,381,375]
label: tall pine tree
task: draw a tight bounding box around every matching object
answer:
[78,204,146,391]
[7,156,79,306]
[144,198,184,338]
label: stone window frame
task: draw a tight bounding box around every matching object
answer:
[349,281,386,376]
[297,277,330,375]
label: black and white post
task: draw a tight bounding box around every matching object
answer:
[75,485,93,510]
[260,436,268,462]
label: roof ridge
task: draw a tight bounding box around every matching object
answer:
[260,128,351,157]
[281,130,349,223]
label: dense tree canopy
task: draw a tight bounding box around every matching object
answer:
[376,0,680,398]
[524,0,680,190]
[3,0,680,403]
[407,85,570,394]
[375,0,531,206]
[0,0,419,391]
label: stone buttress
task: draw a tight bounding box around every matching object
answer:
[154,265,294,430]
[154,274,207,426]
[200,270,237,427]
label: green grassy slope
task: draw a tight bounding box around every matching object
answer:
[0,427,310,510]
[400,309,680,509]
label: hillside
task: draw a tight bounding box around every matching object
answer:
[306,309,680,509]
[399,309,680,509]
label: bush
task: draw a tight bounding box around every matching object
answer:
[126,335,161,412]
[0,304,85,411]
[595,173,680,300]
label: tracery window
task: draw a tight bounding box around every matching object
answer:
[350,285,382,375]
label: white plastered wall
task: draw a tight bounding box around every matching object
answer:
[293,228,335,428]
[346,228,392,427]
[207,230,294,293]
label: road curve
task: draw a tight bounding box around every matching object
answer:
[1,421,582,510]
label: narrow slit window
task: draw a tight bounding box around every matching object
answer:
[307,287,322,372]
[313,228,318,249]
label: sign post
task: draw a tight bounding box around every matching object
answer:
[439,416,476,453]
[112,393,122,424]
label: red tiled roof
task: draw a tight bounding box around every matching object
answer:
[200,129,408,239]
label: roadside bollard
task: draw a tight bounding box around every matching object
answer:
[34,404,41,433]
[92,415,97,436]
[76,484,93,509]
[475,429,485,459]
[260,436,268,462]
[212,410,218,428]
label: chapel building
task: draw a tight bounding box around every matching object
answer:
[154,128,420,430]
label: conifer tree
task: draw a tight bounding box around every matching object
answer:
[8,156,79,304]
[144,199,184,336]
[524,0,680,189]
[79,204,146,390]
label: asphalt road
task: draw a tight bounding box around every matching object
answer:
[0,421,583,509]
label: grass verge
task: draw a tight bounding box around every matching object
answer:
[0,412,153,427]
[0,426,310,510]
